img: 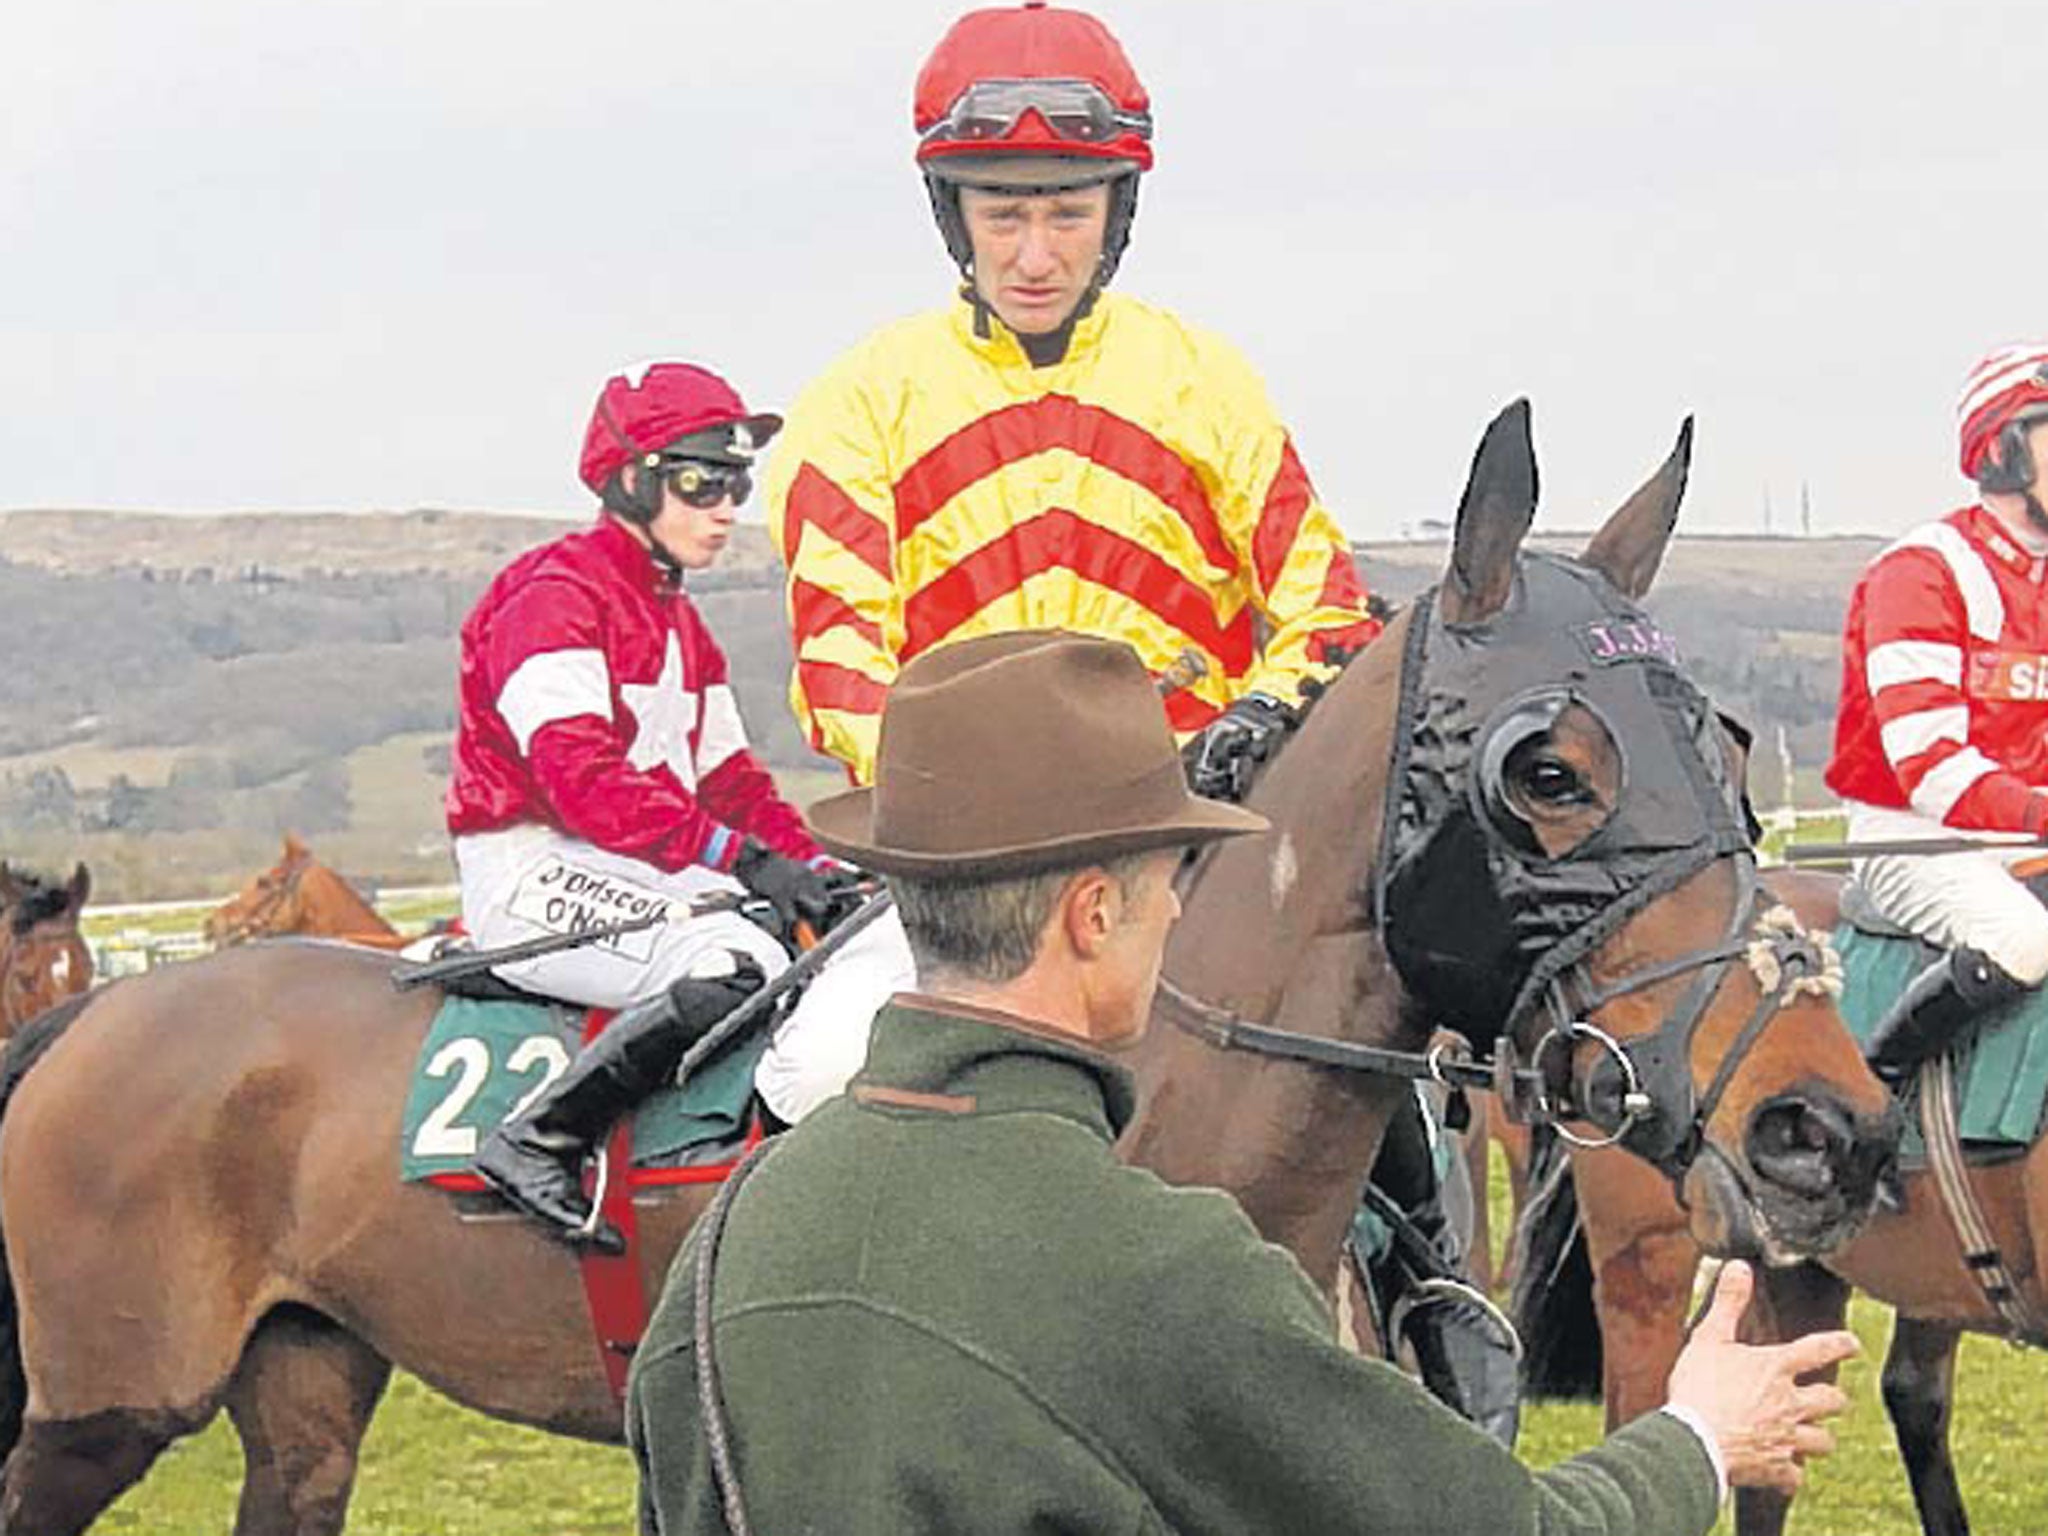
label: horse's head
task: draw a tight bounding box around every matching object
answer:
[205,835,315,946]
[1377,401,1896,1263]
[0,861,94,1031]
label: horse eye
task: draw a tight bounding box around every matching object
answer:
[1512,748,1587,806]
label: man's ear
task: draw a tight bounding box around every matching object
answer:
[1059,868,1122,960]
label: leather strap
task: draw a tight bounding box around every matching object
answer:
[1917,1055,2048,1344]
[574,1006,651,1407]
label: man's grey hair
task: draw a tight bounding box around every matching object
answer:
[891,851,1160,987]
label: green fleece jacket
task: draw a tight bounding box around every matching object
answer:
[627,997,1718,1535]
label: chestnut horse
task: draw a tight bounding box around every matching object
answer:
[205,834,404,949]
[1519,866,2045,1536]
[0,865,92,1036]
[0,404,1894,1536]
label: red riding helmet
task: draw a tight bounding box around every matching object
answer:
[914,2,1153,186]
[1957,343,2048,493]
[914,4,1153,296]
[578,361,781,496]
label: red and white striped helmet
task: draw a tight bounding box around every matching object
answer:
[1957,342,2048,490]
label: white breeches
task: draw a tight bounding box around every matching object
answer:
[1845,801,2048,985]
[454,826,914,1122]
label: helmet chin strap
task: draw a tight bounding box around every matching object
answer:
[929,171,1139,366]
[602,468,687,585]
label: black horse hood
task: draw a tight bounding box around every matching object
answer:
[1376,552,1751,1040]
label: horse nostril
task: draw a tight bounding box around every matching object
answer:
[1746,1096,1851,1197]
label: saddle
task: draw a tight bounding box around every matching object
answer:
[1832,911,2048,1161]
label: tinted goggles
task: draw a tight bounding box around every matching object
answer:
[662,460,751,509]
[923,78,1152,147]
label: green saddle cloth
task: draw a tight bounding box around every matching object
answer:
[1834,924,2048,1153]
[399,995,767,1182]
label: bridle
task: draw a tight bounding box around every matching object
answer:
[1156,878,1839,1191]
[1159,564,1844,1194]
[209,860,305,948]
[1526,865,1841,1184]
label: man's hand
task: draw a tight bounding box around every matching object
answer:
[1664,1260,1859,1496]
[733,840,841,940]
[1183,692,1297,802]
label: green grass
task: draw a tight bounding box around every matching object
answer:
[95,1232,2048,1534]
[100,1375,635,1533]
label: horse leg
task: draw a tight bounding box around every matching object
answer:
[1882,1316,1968,1536]
[0,1405,200,1536]
[1729,1262,1851,1536]
[224,1308,391,1536]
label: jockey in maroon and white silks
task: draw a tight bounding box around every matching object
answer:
[449,363,911,1150]
[1826,343,2048,992]
[446,514,817,874]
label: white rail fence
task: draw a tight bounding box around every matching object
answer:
[84,883,460,979]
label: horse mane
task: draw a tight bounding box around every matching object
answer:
[5,872,76,937]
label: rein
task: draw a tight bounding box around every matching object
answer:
[1158,893,1841,1187]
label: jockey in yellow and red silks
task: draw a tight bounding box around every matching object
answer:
[764,2,1383,800]
[760,1,1522,1449]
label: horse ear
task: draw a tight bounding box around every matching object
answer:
[1580,417,1693,600]
[283,832,308,861]
[1441,399,1540,625]
[68,862,91,911]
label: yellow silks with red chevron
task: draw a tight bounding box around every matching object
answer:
[765,292,1380,784]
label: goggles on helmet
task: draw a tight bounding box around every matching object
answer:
[921,77,1151,149]
[659,459,751,509]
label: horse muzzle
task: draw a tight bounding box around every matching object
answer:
[1686,1087,1900,1262]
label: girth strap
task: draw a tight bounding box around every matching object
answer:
[1917,1056,2048,1345]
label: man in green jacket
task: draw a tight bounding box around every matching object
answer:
[626,630,1858,1535]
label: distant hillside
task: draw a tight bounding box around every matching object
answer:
[0,510,1872,900]
[0,507,785,581]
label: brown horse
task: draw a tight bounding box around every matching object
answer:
[1520,865,2045,1536]
[0,865,92,1035]
[204,834,404,949]
[0,403,1895,1536]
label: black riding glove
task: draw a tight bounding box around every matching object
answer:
[1183,692,1297,802]
[665,955,767,1045]
[732,839,840,938]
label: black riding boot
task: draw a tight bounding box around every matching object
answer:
[1865,946,2028,1087]
[1355,1095,1523,1448]
[472,968,755,1254]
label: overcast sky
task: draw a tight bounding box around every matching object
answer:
[4,0,2039,538]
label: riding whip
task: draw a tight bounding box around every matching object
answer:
[390,912,664,991]
[671,887,897,1085]
[1782,836,2048,864]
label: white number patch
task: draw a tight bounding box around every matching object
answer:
[410,1032,576,1160]
[505,1034,574,1119]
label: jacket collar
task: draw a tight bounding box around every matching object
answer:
[1961,502,2048,573]
[947,289,1115,372]
[587,513,669,595]
[853,994,1137,1141]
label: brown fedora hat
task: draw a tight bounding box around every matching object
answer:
[807,632,1268,877]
